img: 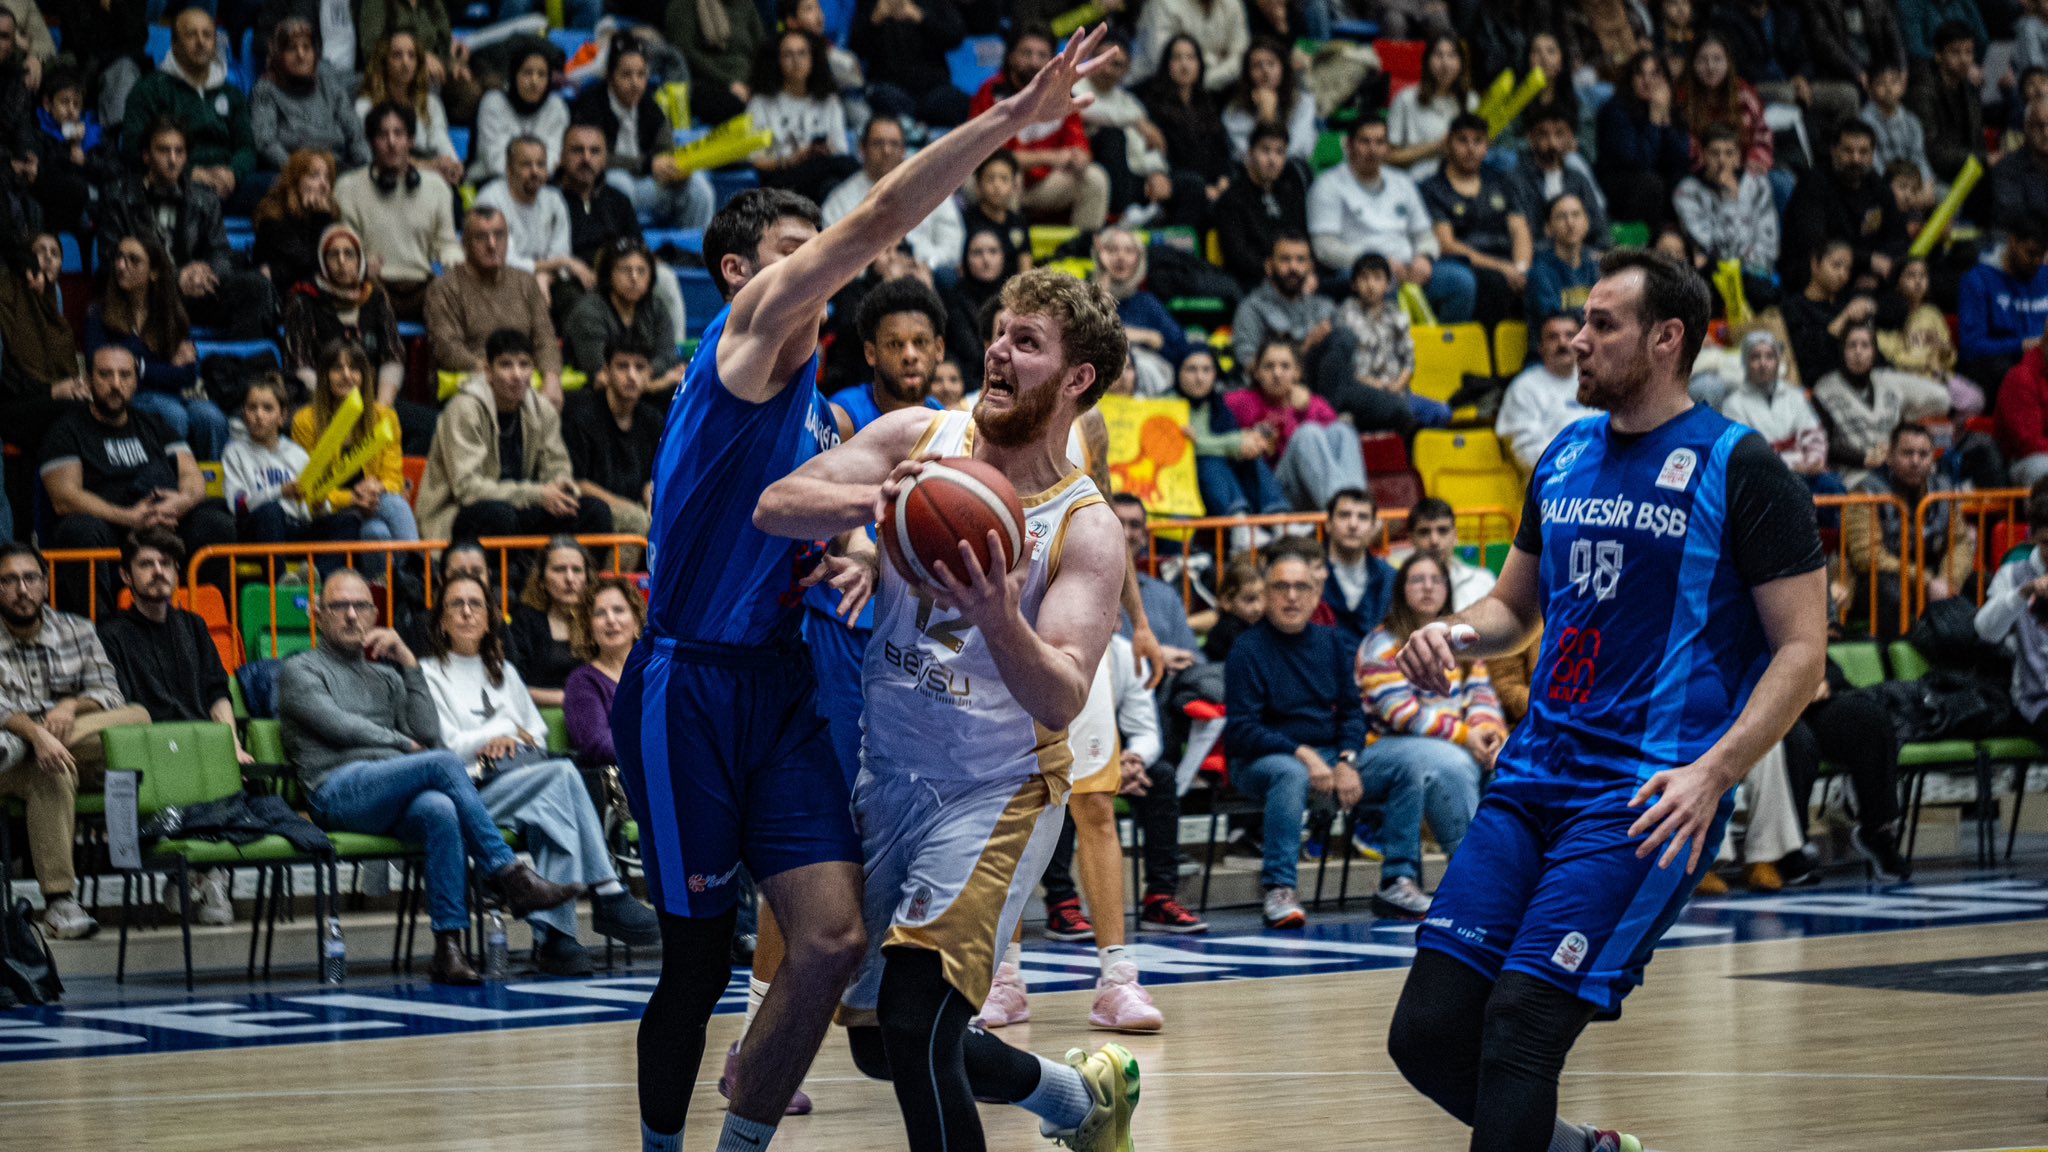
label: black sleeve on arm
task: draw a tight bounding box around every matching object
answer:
[1513,481,1544,555]
[1725,432,1826,586]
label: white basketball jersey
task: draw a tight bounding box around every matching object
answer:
[862,411,1106,792]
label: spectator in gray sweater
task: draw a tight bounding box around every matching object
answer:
[279,568,582,986]
[250,18,369,172]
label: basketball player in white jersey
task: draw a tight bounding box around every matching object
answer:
[755,267,1136,1151]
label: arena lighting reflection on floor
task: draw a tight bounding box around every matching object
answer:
[3,877,2044,1064]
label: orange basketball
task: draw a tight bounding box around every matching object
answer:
[879,457,1028,588]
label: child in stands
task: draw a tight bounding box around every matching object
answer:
[223,376,363,560]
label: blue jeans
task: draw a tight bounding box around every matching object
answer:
[479,759,616,939]
[310,751,518,933]
[1238,750,1328,891]
[1196,455,1288,516]
[1408,392,1454,429]
[1353,735,1483,884]
[1423,258,1478,325]
[130,390,229,460]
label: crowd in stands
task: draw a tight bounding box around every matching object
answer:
[7,0,2048,963]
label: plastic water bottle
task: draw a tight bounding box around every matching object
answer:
[484,909,510,981]
[322,915,347,985]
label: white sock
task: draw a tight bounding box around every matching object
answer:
[1098,944,1129,980]
[1018,1054,1096,1131]
[714,1113,778,1151]
[642,1121,682,1152]
[737,976,771,1046]
[1548,1120,1594,1152]
[594,879,626,897]
[1003,939,1023,969]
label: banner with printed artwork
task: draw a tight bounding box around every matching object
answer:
[1095,394,1202,518]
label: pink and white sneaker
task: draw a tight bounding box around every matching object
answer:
[977,961,1031,1028]
[1089,961,1164,1033]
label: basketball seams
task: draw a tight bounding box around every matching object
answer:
[925,467,1026,571]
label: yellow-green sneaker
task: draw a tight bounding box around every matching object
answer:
[1590,1130,1643,1152]
[1046,1042,1140,1152]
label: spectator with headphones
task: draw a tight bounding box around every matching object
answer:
[335,100,460,322]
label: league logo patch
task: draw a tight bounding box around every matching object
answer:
[1546,441,1587,486]
[1655,448,1697,492]
[1552,930,1590,972]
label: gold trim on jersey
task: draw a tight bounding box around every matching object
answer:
[910,412,947,458]
[884,775,1056,1002]
[951,411,1091,508]
[1033,720,1073,805]
[1045,492,1106,583]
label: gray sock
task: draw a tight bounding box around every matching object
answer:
[715,1113,779,1152]
[641,1121,681,1152]
[1548,1119,1595,1152]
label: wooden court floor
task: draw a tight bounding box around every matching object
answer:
[4,920,2045,1151]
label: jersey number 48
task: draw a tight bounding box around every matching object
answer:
[1568,539,1623,601]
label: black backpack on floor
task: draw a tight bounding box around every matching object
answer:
[0,896,63,1005]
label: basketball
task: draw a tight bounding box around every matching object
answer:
[880,457,1028,588]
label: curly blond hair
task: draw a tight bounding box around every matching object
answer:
[998,267,1128,410]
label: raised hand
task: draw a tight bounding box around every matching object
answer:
[1003,24,1119,127]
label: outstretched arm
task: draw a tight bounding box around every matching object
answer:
[720,26,1118,401]
[754,406,936,540]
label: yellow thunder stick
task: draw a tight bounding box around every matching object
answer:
[303,416,396,508]
[1486,67,1548,138]
[669,114,776,176]
[296,388,363,502]
[1908,155,1984,260]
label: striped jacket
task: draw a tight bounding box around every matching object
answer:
[1355,627,1504,745]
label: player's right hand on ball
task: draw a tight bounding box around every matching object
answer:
[874,454,938,522]
[1396,622,1459,696]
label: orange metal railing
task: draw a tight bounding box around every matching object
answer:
[1818,492,1911,638]
[1912,487,2030,616]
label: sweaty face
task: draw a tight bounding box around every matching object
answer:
[1571,272,1660,410]
[977,310,1072,448]
[867,311,940,405]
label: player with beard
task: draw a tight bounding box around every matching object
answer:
[616,27,1119,1152]
[1384,249,1828,1152]
[755,267,1137,1152]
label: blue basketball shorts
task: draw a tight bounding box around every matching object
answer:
[803,607,869,791]
[1415,772,1734,1014]
[612,634,863,919]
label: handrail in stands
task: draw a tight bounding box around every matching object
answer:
[1911,487,2031,616]
[174,535,651,654]
[1817,493,1910,638]
[1138,506,1516,616]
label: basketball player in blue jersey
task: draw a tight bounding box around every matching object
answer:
[614,26,1120,1152]
[1386,250,1829,1152]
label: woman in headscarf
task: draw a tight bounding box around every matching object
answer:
[1092,225,1187,394]
[469,37,570,186]
[940,226,1016,393]
[282,223,405,406]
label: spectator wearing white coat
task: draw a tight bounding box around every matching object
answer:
[1496,314,1594,476]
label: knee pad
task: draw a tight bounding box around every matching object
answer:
[846,1024,893,1082]
[1478,972,1596,1077]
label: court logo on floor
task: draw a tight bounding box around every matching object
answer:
[1744,951,2048,997]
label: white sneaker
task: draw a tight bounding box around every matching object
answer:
[1372,876,1431,919]
[197,871,234,926]
[42,896,98,940]
[1262,886,1306,929]
[978,960,1031,1028]
[1089,961,1164,1033]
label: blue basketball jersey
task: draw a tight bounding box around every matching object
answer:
[1503,404,1781,786]
[645,306,840,648]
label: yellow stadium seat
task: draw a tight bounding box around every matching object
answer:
[1434,467,1526,526]
[1411,323,1492,403]
[1412,428,1507,488]
[1493,320,1529,376]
